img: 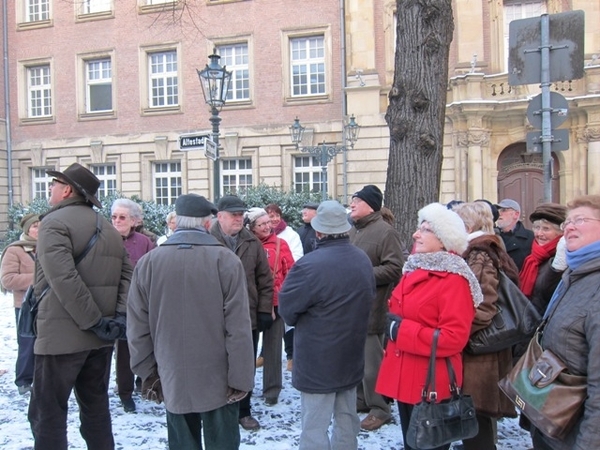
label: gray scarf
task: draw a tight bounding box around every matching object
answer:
[403,252,483,308]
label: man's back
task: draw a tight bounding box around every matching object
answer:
[279,237,375,393]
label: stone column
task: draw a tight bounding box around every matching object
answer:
[458,130,490,201]
[585,127,600,194]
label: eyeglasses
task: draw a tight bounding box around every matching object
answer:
[254,222,271,228]
[560,217,600,230]
[532,224,560,233]
[111,214,130,221]
[50,178,68,187]
[415,226,434,234]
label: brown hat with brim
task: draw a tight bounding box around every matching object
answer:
[529,203,567,226]
[47,163,102,208]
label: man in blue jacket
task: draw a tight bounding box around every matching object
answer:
[279,200,376,450]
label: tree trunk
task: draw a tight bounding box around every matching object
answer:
[385,0,454,251]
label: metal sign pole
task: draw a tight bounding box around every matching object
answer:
[540,14,553,203]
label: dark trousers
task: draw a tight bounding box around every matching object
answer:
[262,308,284,399]
[166,403,240,450]
[397,401,451,450]
[14,308,35,387]
[462,413,496,450]
[28,347,115,450]
[115,339,134,400]
[239,329,259,419]
[284,327,294,360]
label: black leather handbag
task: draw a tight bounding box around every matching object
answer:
[17,285,44,338]
[466,270,541,354]
[407,330,479,449]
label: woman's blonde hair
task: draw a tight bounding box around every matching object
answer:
[453,202,494,234]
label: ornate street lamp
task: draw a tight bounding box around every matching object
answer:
[290,115,360,201]
[197,49,232,201]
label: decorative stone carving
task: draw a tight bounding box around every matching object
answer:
[90,140,104,164]
[154,136,169,160]
[30,144,44,167]
[456,130,490,147]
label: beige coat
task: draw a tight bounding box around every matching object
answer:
[1,240,36,308]
[127,229,255,414]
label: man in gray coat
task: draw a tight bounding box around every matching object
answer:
[128,194,255,449]
[29,163,132,450]
[349,185,404,431]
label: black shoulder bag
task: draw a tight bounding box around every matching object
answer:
[18,213,102,338]
[406,329,479,449]
[466,270,541,354]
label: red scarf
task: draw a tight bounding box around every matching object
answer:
[519,236,560,297]
[272,218,287,236]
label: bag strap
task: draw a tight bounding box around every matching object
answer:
[272,237,281,278]
[422,329,440,401]
[74,212,101,266]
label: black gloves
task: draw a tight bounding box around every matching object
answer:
[386,312,402,342]
[257,312,274,332]
[89,312,127,341]
[226,387,248,404]
[142,370,164,404]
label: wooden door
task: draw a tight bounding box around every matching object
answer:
[497,143,560,228]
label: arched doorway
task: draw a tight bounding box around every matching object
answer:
[497,143,560,227]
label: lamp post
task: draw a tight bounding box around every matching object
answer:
[197,49,232,201]
[289,115,360,202]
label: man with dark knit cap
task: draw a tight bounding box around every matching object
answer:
[128,194,254,449]
[349,185,404,431]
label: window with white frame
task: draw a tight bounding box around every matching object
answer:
[86,59,112,113]
[290,36,325,97]
[31,167,51,199]
[146,0,174,4]
[91,164,117,197]
[26,0,50,22]
[222,158,252,195]
[217,43,250,102]
[294,156,324,194]
[153,162,182,205]
[81,0,111,14]
[148,51,178,108]
[27,65,52,118]
[503,0,546,70]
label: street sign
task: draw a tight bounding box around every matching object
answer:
[179,132,210,151]
[204,137,218,161]
[508,10,585,86]
[526,129,570,153]
[526,92,569,129]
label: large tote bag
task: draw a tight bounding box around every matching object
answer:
[498,330,587,440]
[466,270,541,354]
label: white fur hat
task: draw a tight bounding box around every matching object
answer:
[244,207,268,226]
[417,203,468,255]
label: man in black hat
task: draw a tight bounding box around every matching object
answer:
[29,163,133,449]
[348,184,404,431]
[127,194,254,449]
[297,202,319,256]
[210,195,274,431]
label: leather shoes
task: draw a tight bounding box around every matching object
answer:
[239,415,260,431]
[121,397,136,413]
[265,396,278,406]
[360,414,390,431]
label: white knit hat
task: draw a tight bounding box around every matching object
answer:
[417,203,468,254]
[244,207,268,226]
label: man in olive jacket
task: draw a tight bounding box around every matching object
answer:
[28,163,132,450]
[210,195,274,431]
[128,194,255,449]
[348,185,404,431]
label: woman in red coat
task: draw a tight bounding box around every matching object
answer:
[245,207,295,406]
[376,203,481,450]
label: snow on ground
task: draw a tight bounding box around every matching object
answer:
[0,295,532,449]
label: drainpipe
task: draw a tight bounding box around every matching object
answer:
[340,0,349,204]
[3,0,14,211]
